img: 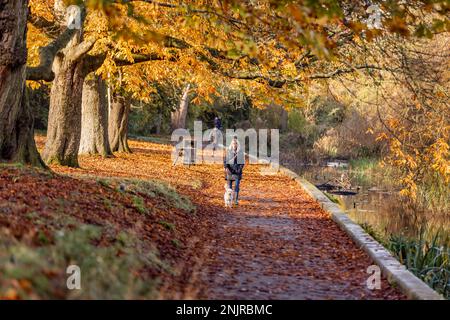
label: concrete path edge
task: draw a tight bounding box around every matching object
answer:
[271,164,444,300]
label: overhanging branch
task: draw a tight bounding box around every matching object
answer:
[122,0,245,28]
[28,7,62,38]
[68,38,97,62]
[221,64,398,88]
[26,28,78,81]
[308,64,397,79]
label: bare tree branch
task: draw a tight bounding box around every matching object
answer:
[122,0,245,28]
[26,28,78,81]
[28,7,62,38]
[68,38,97,62]
[308,64,397,79]
[221,64,399,87]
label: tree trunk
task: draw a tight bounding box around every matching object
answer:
[155,113,162,134]
[41,4,94,167]
[171,83,190,130]
[79,73,112,156]
[42,52,84,166]
[0,0,44,167]
[108,95,131,153]
[280,107,288,132]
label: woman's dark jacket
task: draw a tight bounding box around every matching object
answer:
[214,118,222,129]
[224,148,245,180]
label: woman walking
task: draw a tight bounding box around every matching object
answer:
[224,136,245,205]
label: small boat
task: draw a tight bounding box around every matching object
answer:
[328,190,358,196]
[315,183,336,191]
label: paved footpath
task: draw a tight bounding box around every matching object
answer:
[50,138,405,300]
[199,169,405,299]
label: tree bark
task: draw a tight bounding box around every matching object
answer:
[108,95,131,153]
[41,2,95,167]
[42,57,84,167]
[41,25,90,166]
[79,73,112,156]
[155,113,162,134]
[171,83,190,130]
[280,107,288,132]
[0,0,44,167]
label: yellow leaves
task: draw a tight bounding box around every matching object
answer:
[2,288,19,300]
[387,118,400,128]
[386,16,410,37]
[1,278,34,300]
[281,63,297,78]
[383,99,449,200]
[288,4,304,24]
[427,139,450,182]
[29,0,54,22]
[84,8,109,36]
[398,172,418,200]
[375,132,388,142]
[26,24,51,68]
[26,81,42,90]
[190,96,201,105]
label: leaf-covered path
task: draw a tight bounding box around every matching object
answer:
[35,136,404,299]
[198,173,404,299]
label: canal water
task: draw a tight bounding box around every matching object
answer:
[290,162,449,246]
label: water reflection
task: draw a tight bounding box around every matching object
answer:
[292,164,449,246]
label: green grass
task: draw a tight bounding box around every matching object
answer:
[87,176,196,215]
[121,178,196,214]
[171,239,182,248]
[387,232,449,299]
[349,158,449,213]
[360,222,449,299]
[0,224,165,299]
[360,222,383,241]
[97,178,110,188]
[348,157,395,187]
[349,157,379,171]
[0,162,25,169]
[130,135,172,145]
[158,220,175,231]
[416,174,450,214]
[132,195,148,215]
[103,198,113,211]
[324,192,340,204]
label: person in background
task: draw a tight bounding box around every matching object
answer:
[214,116,222,130]
[224,135,244,205]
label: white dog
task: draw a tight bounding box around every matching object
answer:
[224,183,233,208]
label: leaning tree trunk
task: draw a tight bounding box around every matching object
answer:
[108,95,131,153]
[171,83,191,130]
[41,6,94,167]
[0,0,44,167]
[79,73,112,156]
[42,52,84,167]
